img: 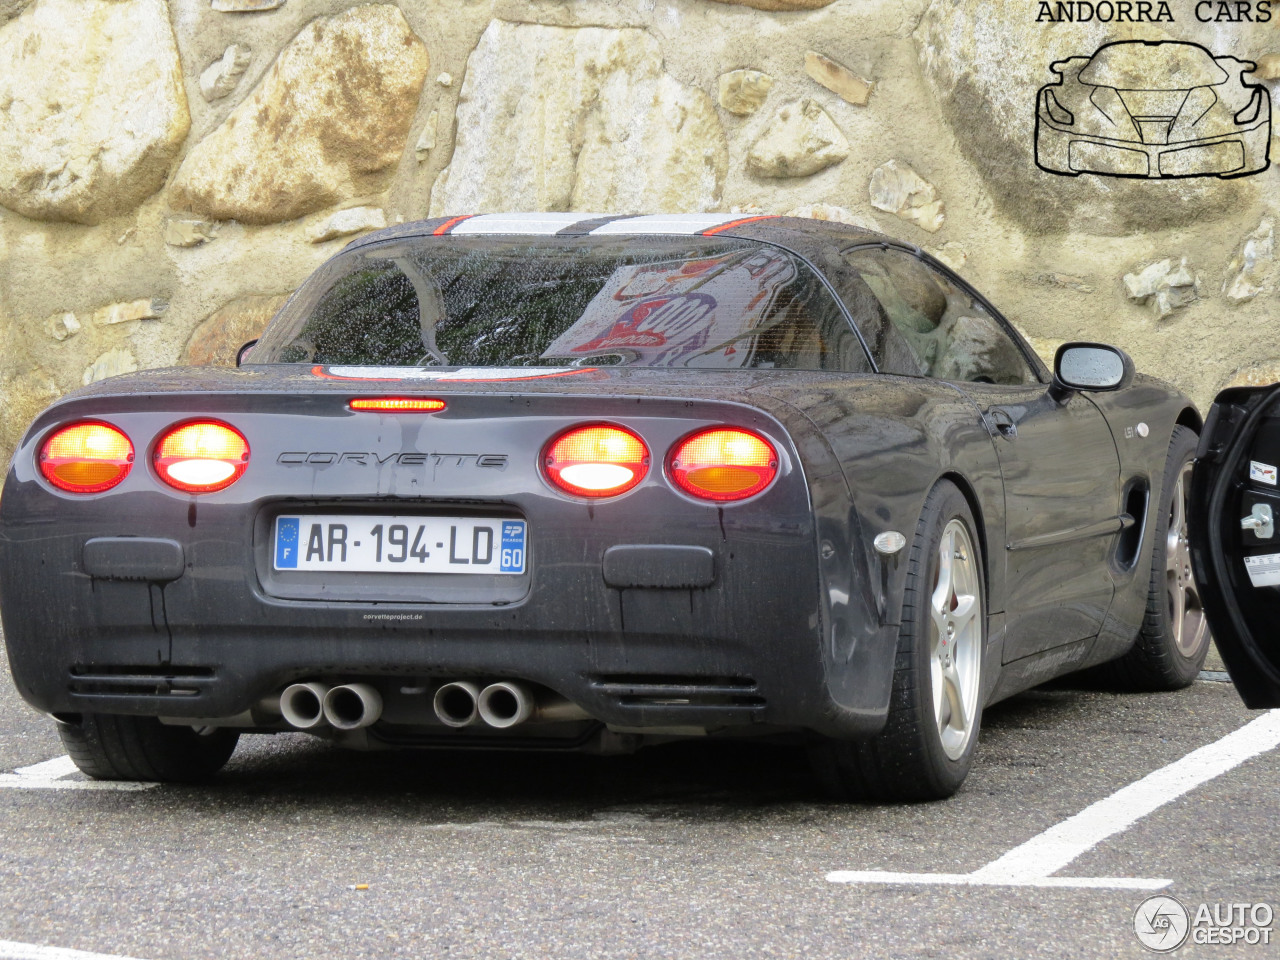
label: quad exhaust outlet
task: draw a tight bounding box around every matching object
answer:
[477,681,535,729]
[322,683,383,730]
[433,681,482,727]
[281,679,587,731]
[280,681,384,730]
[279,682,329,730]
[436,679,590,728]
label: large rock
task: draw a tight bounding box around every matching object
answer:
[199,44,252,102]
[1225,361,1280,389]
[1223,217,1276,303]
[171,5,428,225]
[92,297,167,326]
[804,52,873,106]
[430,22,727,215]
[83,347,138,385]
[915,2,1257,234]
[869,159,945,233]
[1122,257,1199,319]
[718,69,773,115]
[746,99,848,178]
[307,205,386,243]
[183,294,289,366]
[783,203,878,231]
[0,0,189,224]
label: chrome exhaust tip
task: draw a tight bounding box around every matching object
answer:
[322,683,383,731]
[477,681,534,729]
[433,681,481,727]
[280,682,329,730]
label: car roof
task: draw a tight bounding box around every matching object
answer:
[343,212,890,263]
[1078,41,1229,90]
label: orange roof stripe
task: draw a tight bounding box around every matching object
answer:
[700,215,777,236]
[433,215,476,235]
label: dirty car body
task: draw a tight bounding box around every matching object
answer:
[0,214,1202,797]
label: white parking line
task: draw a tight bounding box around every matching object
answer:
[0,939,152,960]
[0,756,157,792]
[829,708,1280,889]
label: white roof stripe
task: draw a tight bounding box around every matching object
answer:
[589,213,746,236]
[450,212,591,235]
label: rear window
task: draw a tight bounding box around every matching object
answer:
[251,235,871,373]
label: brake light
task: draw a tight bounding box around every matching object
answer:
[543,425,649,498]
[668,428,778,501]
[39,422,134,493]
[154,421,250,493]
[349,398,446,412]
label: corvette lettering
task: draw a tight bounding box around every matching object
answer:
[277,452,508,468]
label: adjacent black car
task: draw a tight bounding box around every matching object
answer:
[1191,383,1280,706]
[0,213,1209,800]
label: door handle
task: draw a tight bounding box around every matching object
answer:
[1242,503,1274,539]
[985,408,1017,440]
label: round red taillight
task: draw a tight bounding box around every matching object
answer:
[668,428,778,502]
[543,424,649,498]
[39,422,134,493]
[154,421,250,493]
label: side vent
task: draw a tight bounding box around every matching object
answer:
[590,674,764,708]
[1115,480,1150,571]
[68,665,215,699]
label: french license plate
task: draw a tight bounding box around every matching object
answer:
[273,515,526,575]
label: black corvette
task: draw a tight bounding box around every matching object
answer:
[0,213,1209,800]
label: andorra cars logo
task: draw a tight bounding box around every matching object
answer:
[1134,896,1191,952]
[1035,40,1271,179]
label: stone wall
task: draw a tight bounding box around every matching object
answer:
[2,0,1278,460]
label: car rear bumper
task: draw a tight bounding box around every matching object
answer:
[0,519,867,737]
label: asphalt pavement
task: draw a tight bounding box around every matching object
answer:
[0,631,1276,960]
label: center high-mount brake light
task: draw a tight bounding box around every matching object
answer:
[543,425,649,498]
[154,421,250,493]
[39,422,134,493]
[349,398,447,412]
[669,428,778,501]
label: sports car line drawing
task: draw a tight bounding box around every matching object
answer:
[0,213,1211,801]
[1036,40,1271,179]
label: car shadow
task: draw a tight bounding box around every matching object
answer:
[195,688,1089,811]
[208,732,830,812]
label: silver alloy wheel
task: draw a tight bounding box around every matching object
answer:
[1166,462,1208,657]
[930,518,982,761]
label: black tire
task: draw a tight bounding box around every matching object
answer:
[57,713,239,782]
[810,480,986,802]
[1103,426,1210,690]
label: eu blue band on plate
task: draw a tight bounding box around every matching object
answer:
[276,517,300,569]
[500,521,527,574]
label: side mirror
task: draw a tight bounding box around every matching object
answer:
[235,339,259,367]
[1050,342,1135,403]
